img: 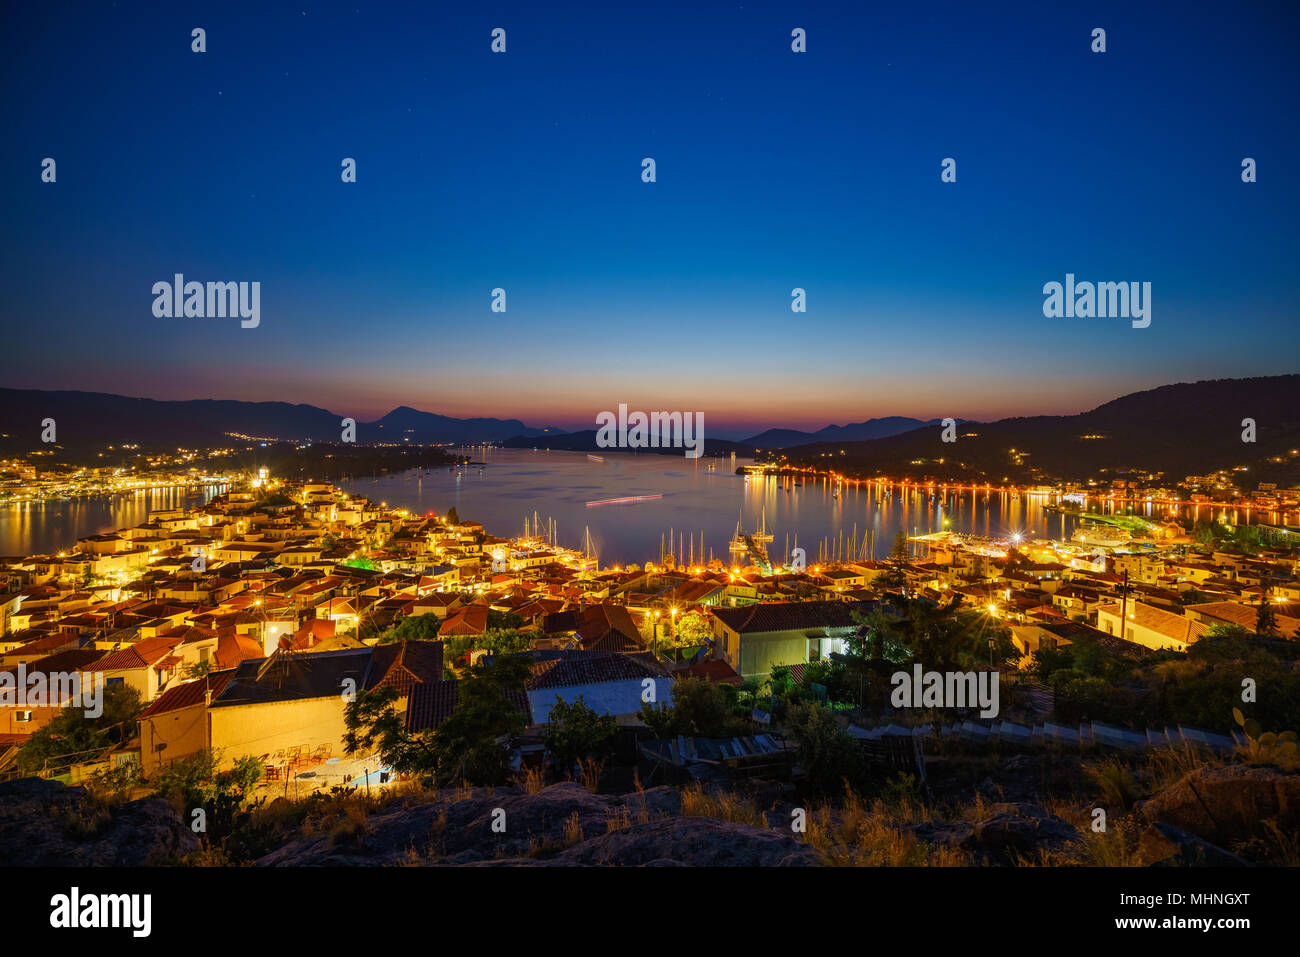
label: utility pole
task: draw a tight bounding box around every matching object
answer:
[1119,569,1129,639]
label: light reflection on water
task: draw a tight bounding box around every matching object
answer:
[340,449,1269,566]
[0,486,226,556]
[2,450,1277,565]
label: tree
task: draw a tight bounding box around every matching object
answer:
[486,610,525,631]
[184,660,213,679]
[890,595,1015,672]
[673,611,712,646]
[345,655,533,786]
[427,655,532,786]
[784,700,866,798]
[876,533,910,593]
[543,697,616,777]
[155,750,263,841]
[375,613,444,644]
[1256,596,1281,638]
[441,627,538,665]
[638,675,748,738]
[343,684,423,773]
[17,682,142,775]
[445,506,460,525]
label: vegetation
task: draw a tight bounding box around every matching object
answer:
[374,612,444,644]
[343,655,532,787]
[783,699,867,797]
[543,696,617,778]
[156,749,264,844]
[639,675,751,738]
[16,683,142,776]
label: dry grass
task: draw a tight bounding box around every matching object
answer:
[605,806,631,833]
[517,766,545,795]
[1044,817,1141,867]
[801,789,968,866]
[1088,758,1138,810]
[579,758,604,793]
[563,811,585,846]
[1145,745,1224,792]
[680,783,765,828]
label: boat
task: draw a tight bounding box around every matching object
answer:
[586,494,662,507]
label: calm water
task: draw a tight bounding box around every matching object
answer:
[338,449,1259,566]
[0,486,226,557]
[1,451,1268,563]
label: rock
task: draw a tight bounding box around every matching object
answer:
[910,820,975,848]
[1135,764,1300,847]
[549,816,817,867]
[964,803,1079,863]
[1136,822,1251,867]
[257,781,813,866]
[0,777,199,866]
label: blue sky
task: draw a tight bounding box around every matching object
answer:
[1,0,1297,435]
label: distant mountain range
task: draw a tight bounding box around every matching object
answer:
[769,376,1300,485]
[740,417,959,449]
[0,390,551,450]
[496,417,959,457]
[4,378,1298,484]
[500,429,755,457]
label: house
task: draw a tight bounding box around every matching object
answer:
[1095,601,1207,652]
[0,632,82,668]
[0,648,107,736]
[524,650,673,725]
[709,600,876,680]
[137,669,237,776]
[438,603,488,639]
[405,678,531,733]
[541,604,646,653]
[1183,600,1300,639]
[206,642,442,769]
[83,636,187,702]
[1010,619,1149,661]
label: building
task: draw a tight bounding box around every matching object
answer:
[206,642,442,769]
[1095,601,1207,652]
[137,669,236,776]
[524,650,673,725]
[709,600,876,680]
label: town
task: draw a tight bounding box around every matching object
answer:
[1,463,1296,867]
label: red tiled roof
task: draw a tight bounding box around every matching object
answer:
[88,636,183,673]
[404,679,529,733]
[139,670,237,719]
[711,600,876,635]
[681,659,743,686]
[367,641,444,695]
[527,651,668,690]
[215,632,265,670]
[574,605,645,653]
[439,603,488,637]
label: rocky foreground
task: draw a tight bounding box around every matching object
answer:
[1,765,1296,866]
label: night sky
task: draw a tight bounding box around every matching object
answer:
[2,0,1297,436]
